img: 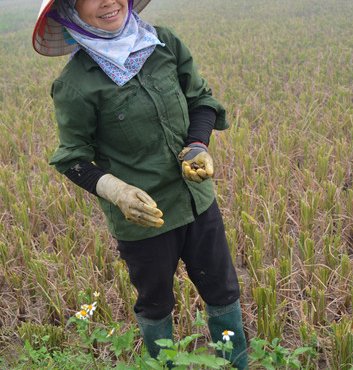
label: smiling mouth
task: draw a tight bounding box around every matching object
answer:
[99,10,119,19]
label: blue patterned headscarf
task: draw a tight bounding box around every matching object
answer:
[51,0,164,86]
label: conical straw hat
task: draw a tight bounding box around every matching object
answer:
[32,0,151,56]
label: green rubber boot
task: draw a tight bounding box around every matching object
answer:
[135,313,173,359]
[206,299,248,370]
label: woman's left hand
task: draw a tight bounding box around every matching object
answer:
[178,143,214,183]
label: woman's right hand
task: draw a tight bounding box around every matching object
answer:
[96,174,164,228]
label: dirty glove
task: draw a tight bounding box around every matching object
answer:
[96,174,164,228]
[178,142,214,183]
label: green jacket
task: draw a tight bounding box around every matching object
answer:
[50,27,229,241]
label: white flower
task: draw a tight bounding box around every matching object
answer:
[222,330,235,341]
[75,309,89,320]
[107,328,115,338]
[81,301,97,316]
[93,291,100,299]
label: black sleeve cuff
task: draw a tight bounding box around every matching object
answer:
[186,106,216,146]
[64,161,107,196]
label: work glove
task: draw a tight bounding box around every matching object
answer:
[178,142,214,183]
[96,174,164,228]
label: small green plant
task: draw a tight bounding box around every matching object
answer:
[18,322,67,351]
[249,337,317,369]
[330,317,353,370]
[145,335,231,369]
[18,339,102,370]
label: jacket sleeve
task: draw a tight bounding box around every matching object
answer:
[165,28,229,130]
[49,80,98,173]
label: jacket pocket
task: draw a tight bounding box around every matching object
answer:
[97,101,135,154]
[97,86,161,155]
[150,69,190,138]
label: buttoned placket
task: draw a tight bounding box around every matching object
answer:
[136,73,181,161]
[136,73,195,217]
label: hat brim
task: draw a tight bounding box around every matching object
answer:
[32,0,152,57]
[133,0,151,13]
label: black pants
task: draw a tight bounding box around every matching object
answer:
[117,200,240,319]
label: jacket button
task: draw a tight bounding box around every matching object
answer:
[118,113,125,120]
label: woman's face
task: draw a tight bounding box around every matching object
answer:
[75,0,129,31]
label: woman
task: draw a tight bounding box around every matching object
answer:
[32,0,248,368]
